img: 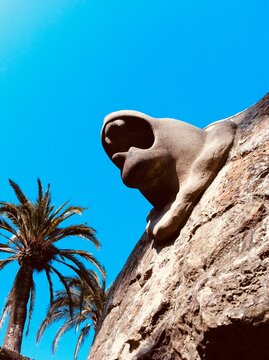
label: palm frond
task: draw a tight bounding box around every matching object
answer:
[78,283,85,314]
[37,309,70,343]
[55,254,90,283]
[45,266,54,306]
[0,290,12,328]
[0,242,16,254]
[19,208,33,243]
[74,324,91,360]
[8,235,25,250]
[60,249,105,277]
[0,203,21,228]
[9,180,31,206]
[43,184,51,217]
[0,255,18,270]
[37,271,107,359]
[26,279,35,335]
[37,178,43,205]
[40,207,85,239]
[48,200,69,222]
[52,319,76,353]
[0,218,26,248]
[0,208,31,248]
[49,224,99,248]
[0,218,19,237]
[53,206,86,224]
[50,265,73,316]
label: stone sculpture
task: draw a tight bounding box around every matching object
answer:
[101,110,237,244]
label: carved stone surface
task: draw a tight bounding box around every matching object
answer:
[101,111,236,244]
[90,94,269,360]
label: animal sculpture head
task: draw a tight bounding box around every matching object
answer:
[101,110,236,244]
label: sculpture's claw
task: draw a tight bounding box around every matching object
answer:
[146,205,180,244]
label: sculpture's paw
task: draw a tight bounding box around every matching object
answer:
[146,206,180,244]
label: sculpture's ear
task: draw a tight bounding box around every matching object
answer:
[101,111,155,161]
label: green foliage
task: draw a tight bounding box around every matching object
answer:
[0,179,105,348]
[37,272,108,360]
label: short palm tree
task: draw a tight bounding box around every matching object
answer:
[0,179,104,353]
[37,271,108,360]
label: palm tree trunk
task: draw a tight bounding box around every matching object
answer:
[4,264,33,353]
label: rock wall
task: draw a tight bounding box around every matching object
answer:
[90,94,269,360]
[0,348,30,360]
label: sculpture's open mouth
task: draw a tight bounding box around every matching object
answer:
[101,111,155,172]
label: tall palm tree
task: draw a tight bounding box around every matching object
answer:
[37,271,108,360]
[0,179,104,353]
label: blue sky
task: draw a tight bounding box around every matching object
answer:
[0,0,268,359]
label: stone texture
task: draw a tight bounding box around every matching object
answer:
[90,94,269,360]
[0,348,30,360]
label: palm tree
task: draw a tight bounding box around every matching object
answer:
[0,179,104,353]
[37,271,108,360]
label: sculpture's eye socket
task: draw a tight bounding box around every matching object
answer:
[103,116,154,157]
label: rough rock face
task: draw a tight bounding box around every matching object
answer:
[0,348,30,360]
[90,94,269,360]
